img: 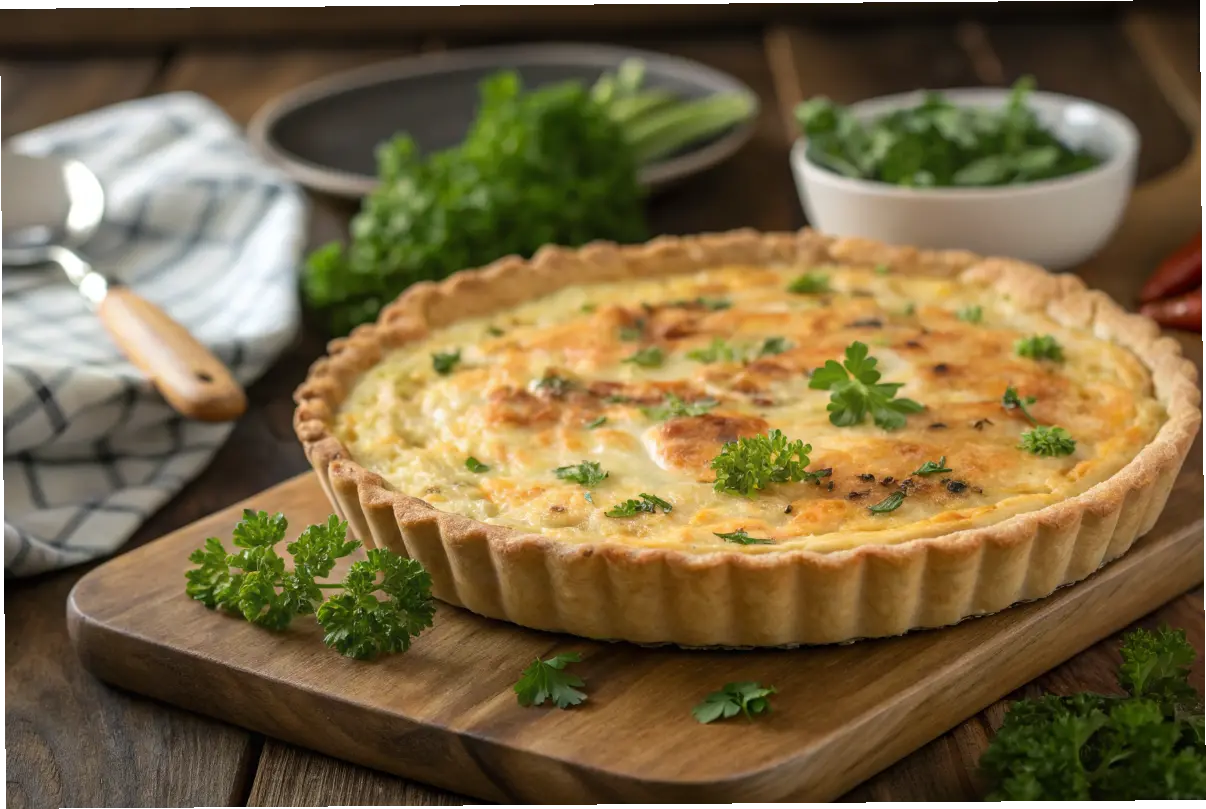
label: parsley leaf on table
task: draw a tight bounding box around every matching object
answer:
[913,456,952,476]
[514,652,588,709]
[710,429,821,498]
[605,493,673,517]
[788,272,830,294]
[979,627,1206,800]
[554,461,609,487]
[808,341,924,430]
[693,682,777,724]
[1019,425,1077,457]
[714,529,775,545]
[640,393,718,421]
[431,349,462,375]
[622,346,665,368]
[1016,334,1065,362]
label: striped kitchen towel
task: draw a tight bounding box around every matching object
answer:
[3,92,307,577]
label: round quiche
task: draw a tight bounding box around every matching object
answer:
[294,229,1200,647]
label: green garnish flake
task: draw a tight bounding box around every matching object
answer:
[758,336,792,357]
[622,346,665,368]
[1016,334,1065,362]
[1019,426,1077,457]
[584,491,594,504]
[641,393,718,421]
[185,510,435,660]
[667,296,732,311]
[693,682,777,724]
[687,337,741,364]
[585,415,608,429]
[465,457,490,473]
[794,76,1102,188]
[808,341,925,430]
[486,325,505,337]
[788,272,830,295]
[514,652,587,709]
[554,461,609,487]
[1002,386,1039,425]
[869,490,906,514]
[874,263,890,275]
[913,456,952,476]
[618,319,645,342]
[714,529,775,545]
[710,429,821,498]
[581,303,598,313]
[533,371,576,396]
[605,493,673,517]
[980,626,1204,800]
[956,305,983,324]
[903,303,917,316]
[432,349,462,375]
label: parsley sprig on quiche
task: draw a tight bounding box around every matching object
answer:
[809,341,925,430]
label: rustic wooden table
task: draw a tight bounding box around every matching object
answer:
[4,10,1201,806]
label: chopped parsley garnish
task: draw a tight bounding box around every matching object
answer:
[874,263,890,275]
[788,272,830,294]
[605,493,673,517]
[584,491,594,504]
[513,652,587,709]
[1002,386,1039,425]
[485,325,505,337]
[758,336,791,357]
[431,349,461,375]
[533,371,576,396]
[554,461,609,487]
[580,303,597,313]
[710,429,821,498]
[693,682,777,724]
[1016,334,1065,362]
[956,305,983,323]
[640,393,717,421]
[979,627,1204,800]
[465,457,490,473]
[808,341,925,430]
[585,415,607,429]
[913,456,952,476]
[714,529,775,545]
[618,319,645,341]
[687,337,741,364]
[869,490,906,514]
[668,296,732,311]
[1019,426,1077,457]
[622,346,665,368]
[903,302,917,316]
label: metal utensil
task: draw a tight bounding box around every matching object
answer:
[2,151,247,422]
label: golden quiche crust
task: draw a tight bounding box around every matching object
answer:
[294,229,1201,647]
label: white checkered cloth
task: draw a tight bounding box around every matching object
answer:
[3,92,307,577]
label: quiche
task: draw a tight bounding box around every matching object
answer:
[294,229,1200,647]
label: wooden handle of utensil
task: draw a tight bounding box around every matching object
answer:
[97,287,247,422]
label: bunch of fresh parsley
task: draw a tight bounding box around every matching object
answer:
[980,627,1205,800]
[809,341,924,430]
[185,510,436,660]
[795,76,1101,188]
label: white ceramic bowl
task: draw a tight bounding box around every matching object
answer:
[790,88,1140,270]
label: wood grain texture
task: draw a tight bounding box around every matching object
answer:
[98,286,248,422]
[0,58,161,139]
[66,459,1203,803]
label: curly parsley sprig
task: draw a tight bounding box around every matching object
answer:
[1020,426,1077,457]
[711,429,824,498]
[809,341,924,430]
[185,510,435,660]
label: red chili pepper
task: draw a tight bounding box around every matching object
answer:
[1140,287,1201,332]
[1140,232,1201,303]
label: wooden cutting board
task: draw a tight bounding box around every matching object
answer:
[68,465,1202,803]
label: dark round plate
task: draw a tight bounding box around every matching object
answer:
[247,43,760,199]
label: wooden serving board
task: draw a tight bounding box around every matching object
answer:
[68,467,1202,803]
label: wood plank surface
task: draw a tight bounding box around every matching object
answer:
[66,462,1204,803]
[0,58,161,139]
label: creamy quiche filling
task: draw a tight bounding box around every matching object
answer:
[335,263,1165,554]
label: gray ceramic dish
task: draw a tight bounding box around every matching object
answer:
[247,43,760,199]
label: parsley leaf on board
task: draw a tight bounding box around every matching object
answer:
[710,429,821,498]
[1016,334,1065,362]
[715,529,775,545]
[1002,386,1039,425]
[186,511,434,659]
[788,272,830,294]
[869,490,906,514]
[431,349,462,376]
[794,76,1101,189]
[693,682,777,724]
[605,493,673,517]
[758,336,792,357]
[465,457,490,473]
[554,461,609,487]
[622,346,665,368]
[913,456,952,476]
[640,393,718,421]
[979,627,1206,800]
[1019,425,1077,457]
[514,651,588,709]
[808,341,925,430]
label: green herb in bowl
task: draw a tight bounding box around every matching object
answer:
[795,77,1102,188]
